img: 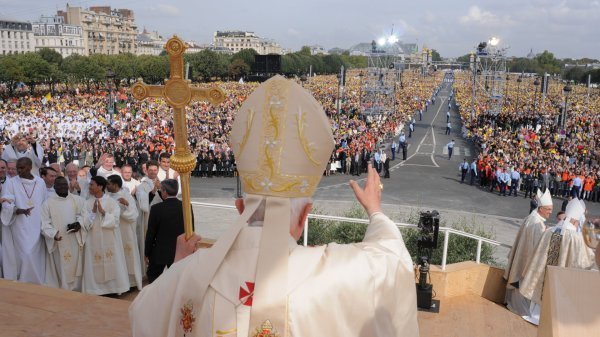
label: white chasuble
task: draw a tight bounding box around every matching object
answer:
[41,194,86,290]
[129,213,419,337]
[109,188,142,290]
[82,194,130,295]
[1,176,47,284]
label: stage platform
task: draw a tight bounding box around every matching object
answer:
[0,279,131,337]
[0,276,537,337]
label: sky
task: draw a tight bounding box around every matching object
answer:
[1,0,599,59]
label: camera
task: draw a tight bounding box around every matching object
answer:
[417,210,440,249]
[67,222,81,233]
[415,210,440,311]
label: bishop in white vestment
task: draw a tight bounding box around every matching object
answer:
[504,189,552,316]
[129,75,419,337]
[81,176,130,295]
[0,158,47,283]
[519,198,595,325]
[41,177,86,291]
[107,174,142,290]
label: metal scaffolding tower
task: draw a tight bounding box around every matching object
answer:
[361,40,403,116]
[470,38,508,117]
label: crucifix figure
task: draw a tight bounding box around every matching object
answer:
[131,35,226,239]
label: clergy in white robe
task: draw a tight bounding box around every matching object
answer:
[94,153,121,179]
[130,75,419,337]
[65,163,90,200]
[41,177,86,291]
[81,176,130,295]
[519,199,595,325]
[504,189,553,316]
[135,161,162,271]
[0,157,47,283]
[107,174,142,291]
[1,134,44,177]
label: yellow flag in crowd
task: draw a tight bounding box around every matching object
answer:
[45,93,53,102]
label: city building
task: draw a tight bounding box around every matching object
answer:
[32,15,84,57]
[213,31,283,55]
[136,28,164,56]
[308,45,327,55]
[0,17,34,55]
[57,4,137,55]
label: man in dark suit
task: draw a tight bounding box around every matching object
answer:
[144,179,193,283]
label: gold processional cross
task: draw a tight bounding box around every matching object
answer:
[132,36,226,239]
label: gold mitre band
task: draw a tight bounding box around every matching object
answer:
[231,75,334,198]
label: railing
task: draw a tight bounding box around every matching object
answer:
[190,201,512,270]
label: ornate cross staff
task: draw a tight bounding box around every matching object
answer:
[131,36,226,239]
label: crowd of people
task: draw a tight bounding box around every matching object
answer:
[1,71,441,179]
[453,71,600,203]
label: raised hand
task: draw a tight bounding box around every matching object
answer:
[349,164,383,216]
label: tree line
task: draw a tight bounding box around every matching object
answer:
[456,50,600,84]
[0,47,367,96]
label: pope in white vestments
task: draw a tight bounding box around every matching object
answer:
[1,158,47,283]
[503,189,552,316]
[41,177,87,291]
[107,175,142,291]
[81,176,130,295]
[129,76,419,337]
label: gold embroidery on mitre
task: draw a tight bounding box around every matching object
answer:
[216,328,237,335]
[252,320,280,337]
[237,108,255,157]
[236,76,328,198]
[296,107,320,166]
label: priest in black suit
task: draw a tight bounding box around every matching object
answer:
[144,179,193,283]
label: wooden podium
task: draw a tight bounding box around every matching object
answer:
[0,279,130,337]
[538,266,600,337]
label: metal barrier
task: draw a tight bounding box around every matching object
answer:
[191,201,512,270]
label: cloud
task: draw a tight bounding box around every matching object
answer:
[459,6,499,24]
[144,4,181,17]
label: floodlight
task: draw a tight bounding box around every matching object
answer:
[388,35,398,44]
[377,37,386,46]
[489,37,499,46]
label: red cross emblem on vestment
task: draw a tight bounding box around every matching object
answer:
[239,282,254,306]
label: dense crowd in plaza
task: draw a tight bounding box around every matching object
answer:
[453,72,600,203]
[0,71,440,178]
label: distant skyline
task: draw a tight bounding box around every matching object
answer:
[1,0,599,59]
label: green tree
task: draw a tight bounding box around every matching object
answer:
[229,58,250,79]
[0,55,25,96]
[37,48,62,66]
[231,48,257,70]
[456,53,472,64]
[110,53,137,87]
[16,53,52,93]
[431,49,442,62]
[534,50,562,75]
[137,55,169,84]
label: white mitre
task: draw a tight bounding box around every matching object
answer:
[536,189,553,207]
[564,199,585,225]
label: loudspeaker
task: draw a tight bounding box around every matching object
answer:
[252,55,282,74]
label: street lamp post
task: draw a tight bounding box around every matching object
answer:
[515,76,522,114]
[106,69,115,125]
[533,77,540,115]
[562,82,572,130]
[358,71,364,111]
